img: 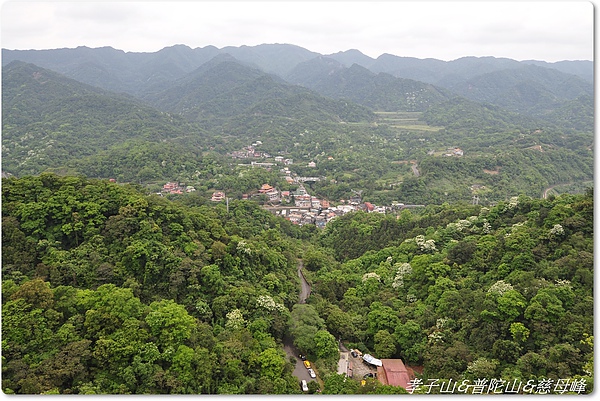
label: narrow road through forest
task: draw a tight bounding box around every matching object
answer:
[411,162,420,177]
[283,259,315,386]
[542,182,572,199]
[297,259,311,304]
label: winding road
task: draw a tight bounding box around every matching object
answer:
[411,162,420,177]
[542,182,572,199]
[297,259,311,304]
[283,259,315,386]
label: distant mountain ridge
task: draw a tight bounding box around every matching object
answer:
[3,43,592,91]
[2,44,319,96]
[285,57,452,112]
[3,43,592,124]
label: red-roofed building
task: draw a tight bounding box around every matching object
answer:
[259,184,274,193]
[377,359,411,390]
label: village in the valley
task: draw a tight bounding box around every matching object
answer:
[158,142,424,229]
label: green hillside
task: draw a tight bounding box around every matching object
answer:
[2,175,593,394]
[2,61,210,177]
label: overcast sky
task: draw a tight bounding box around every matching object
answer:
[1,1,594,62]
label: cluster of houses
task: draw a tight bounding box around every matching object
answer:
[276,201,395,228]
[163,140,423,228]
[444,147,464,157]
[161,182,196,195]
[427,147,464,157]
[208,178,421,228]
[229,144,293,165]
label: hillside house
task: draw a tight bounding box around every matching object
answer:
[259,184,280,202]
[363,202,375,212]
[377,359,412,391]
[295,197,312,208]
[311,197,322,208]
[288,211,303,224]
[315,215,327,229]
[211,191,225,202]
[163,182,184,194]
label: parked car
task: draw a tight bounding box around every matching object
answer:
[308,368,316,378]
[363,373,376,379]
[299,354,307,361]
[350,350,358,358]
[303,360,311,369]
[301,380,308,392]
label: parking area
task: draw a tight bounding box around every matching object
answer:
[345,352,378,379]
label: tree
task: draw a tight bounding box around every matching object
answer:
[145,299,196,350]
[307,380,320,394]
[524,288,565,323]
[465,357,499,380]
[394,320,426,364]
[10,279,54,309]
[323,373,360,394]
[374,330,396,359]
[314,329,339,360]
[257,348,286,381]
[367,305,400,336]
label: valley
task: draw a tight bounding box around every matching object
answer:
[1,43,593,395]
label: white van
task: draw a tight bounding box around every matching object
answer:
[301,380,308,392]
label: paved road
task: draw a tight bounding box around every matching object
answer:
[282,259,315,384]
[542,182,572,199]
[283,339,315,384]
[411,162,420,177]
[297,259,311,303]
[337,351,349,375]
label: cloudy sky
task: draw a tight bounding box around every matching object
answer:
[1,1,594,62]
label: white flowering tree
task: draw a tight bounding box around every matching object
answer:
[225,308,246,330]
[487,280,514,296]
[256,294,286,313]
[404,235,437,254]
[466,357,499,379]
[549,223,565,237]
[392,262,412,289]
[362,272,381,283]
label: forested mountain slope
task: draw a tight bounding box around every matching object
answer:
[1,61,209,177]
[3,45,592,107]
[1,44,319,96]
[2,174,312,394]
[146,57,375,123]
[309,190,593,393]
[446,65,592,117]
[286,57,451,111]
[2,175,593,394]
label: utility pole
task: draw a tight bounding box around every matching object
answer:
[226,197,229,214]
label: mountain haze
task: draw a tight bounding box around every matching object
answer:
[286,56,451,111]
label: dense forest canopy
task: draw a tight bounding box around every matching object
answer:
[1,44,594,394]
[2,175,593,394]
